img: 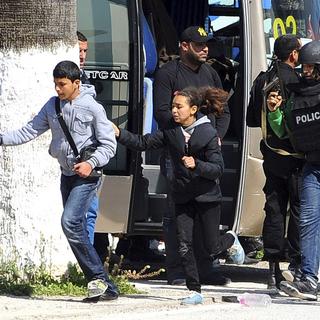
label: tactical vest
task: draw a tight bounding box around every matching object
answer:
[287,93,320,152]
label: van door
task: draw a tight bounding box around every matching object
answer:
[77,0,145,233]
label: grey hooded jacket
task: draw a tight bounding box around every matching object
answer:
[1,85,117,176]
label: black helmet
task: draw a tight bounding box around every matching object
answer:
[299,40,320,65]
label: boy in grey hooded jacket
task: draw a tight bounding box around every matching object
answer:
[0,61,118,302]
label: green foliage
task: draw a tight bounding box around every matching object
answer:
[255,249,264,260]
[0,245,165,297]
[0,259,146,297]
[0,260,87,296]
[112,275,141,295]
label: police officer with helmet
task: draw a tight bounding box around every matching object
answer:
[267,40,320,301]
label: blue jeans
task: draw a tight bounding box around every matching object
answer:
[86,195,99,245]
[300,163,320,283]
[60,174,114,286]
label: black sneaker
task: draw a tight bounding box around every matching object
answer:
[99,286,119,301]
[83,286,119,303]
[282,268,302,283]
[200,274,231,286]
[280,278,317,301]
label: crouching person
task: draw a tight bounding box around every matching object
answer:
[112,87,245,305]
[0,60,118,302]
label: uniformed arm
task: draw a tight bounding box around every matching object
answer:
[266,91,288,138]
[267,108,287,139]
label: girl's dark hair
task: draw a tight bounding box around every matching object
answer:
[175,86,228,116]
[174,87,202,108]
[53,60,80,82]
[199,87,228,116]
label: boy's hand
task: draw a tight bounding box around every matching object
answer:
[182,156,195,169]
[73,162,93,178]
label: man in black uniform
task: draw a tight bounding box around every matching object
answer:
[153,26,231,285]
[246,34,304,289]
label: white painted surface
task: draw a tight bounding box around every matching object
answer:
[0,44,79,272]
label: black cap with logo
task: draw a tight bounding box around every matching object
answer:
[180,26,212,43]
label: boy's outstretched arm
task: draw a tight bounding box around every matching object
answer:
[0,103,50,146]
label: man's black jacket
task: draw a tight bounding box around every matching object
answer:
[153,59,230,139]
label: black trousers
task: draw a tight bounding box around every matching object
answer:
[176,200,234,292]
[161,154,221,283]
[262,164,301,265]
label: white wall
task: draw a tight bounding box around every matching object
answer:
[0,44,79,273]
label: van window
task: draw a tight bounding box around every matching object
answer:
[77,0,131,174]
[262,0,320,59]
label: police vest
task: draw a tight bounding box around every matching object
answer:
[288,93,320,153]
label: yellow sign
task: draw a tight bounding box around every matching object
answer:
[273,15,297,39]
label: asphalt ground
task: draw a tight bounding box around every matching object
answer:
[2,261,320,320]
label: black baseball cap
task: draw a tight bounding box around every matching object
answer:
[180,26,212,43]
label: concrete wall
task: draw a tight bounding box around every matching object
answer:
[0,45,79,273]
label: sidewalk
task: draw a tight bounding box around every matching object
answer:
[2,262,320,320]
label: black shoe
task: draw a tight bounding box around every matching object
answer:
[83,286,119,303]
[267,261,284,290]
[280,278,317,301]
[167,278,186,286]
[282,266,302,283]
[200,274,231,286]
[100,286,119,301]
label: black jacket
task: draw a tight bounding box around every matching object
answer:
[153,59,230,139]
[118,120,224,204]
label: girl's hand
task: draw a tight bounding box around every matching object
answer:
[112,123,120,137]
[267,91,282,112]
[182,156,195,169]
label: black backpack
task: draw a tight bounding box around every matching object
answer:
[246,69,277,128]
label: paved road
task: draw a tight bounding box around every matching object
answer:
[2,262,320,320]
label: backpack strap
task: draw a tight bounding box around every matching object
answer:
[54,97,80,158]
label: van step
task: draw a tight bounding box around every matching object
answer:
[142,164,166,194]
[132,221,229,235]
[148,193,168,223]
[133,221,163,235]
[221,139,241,169]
